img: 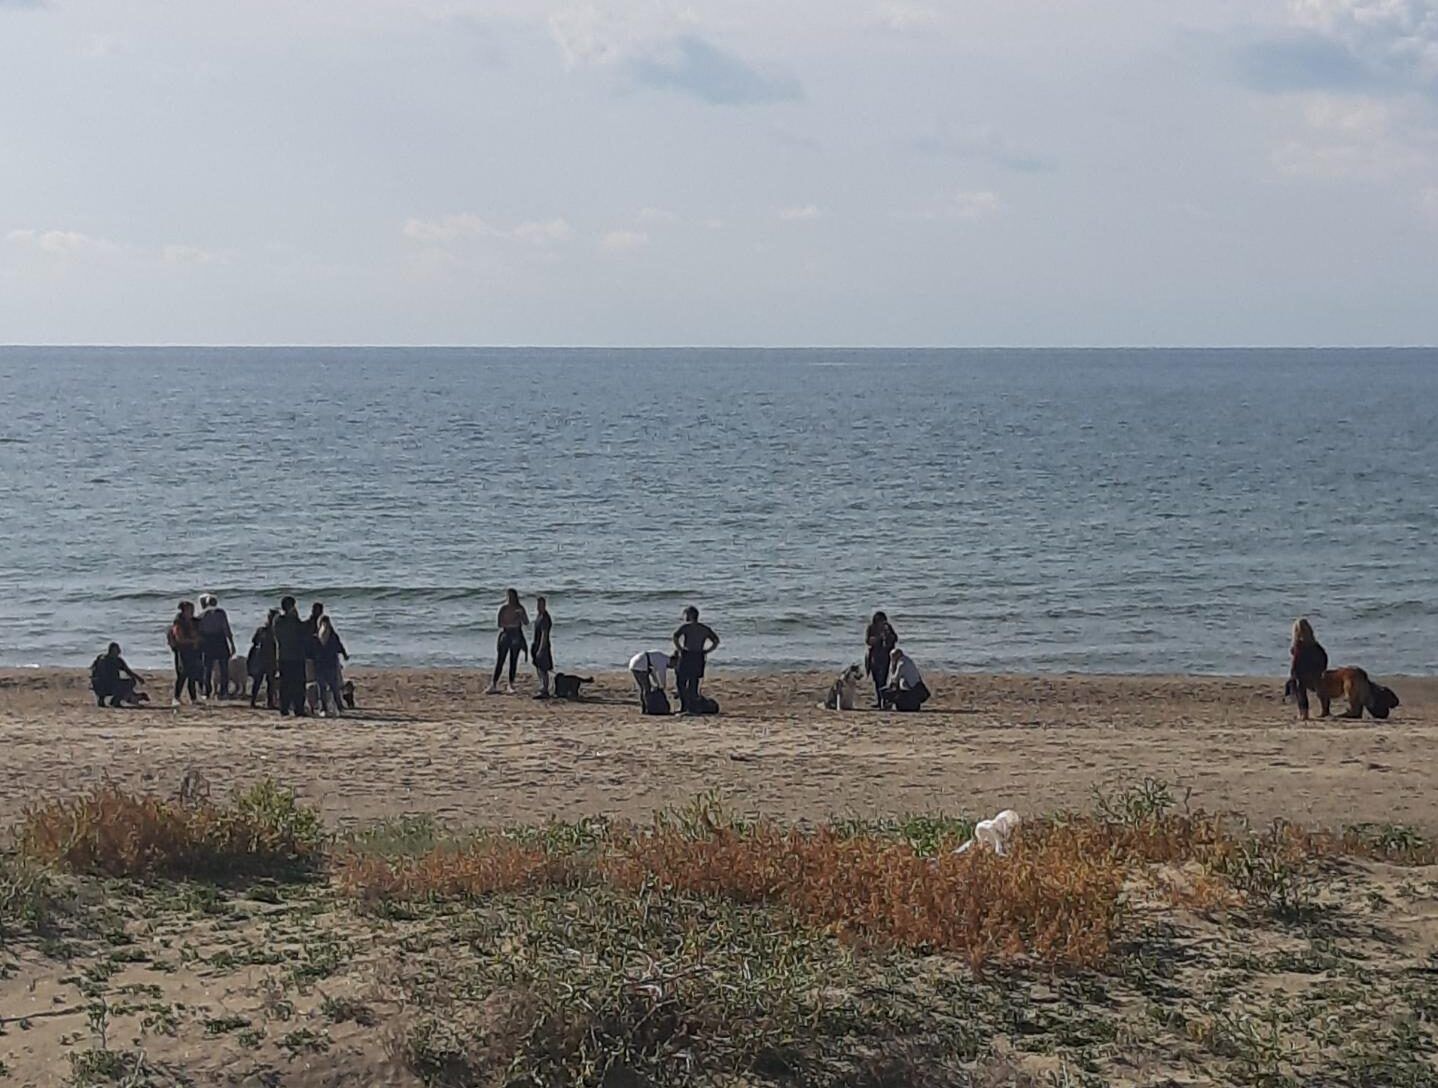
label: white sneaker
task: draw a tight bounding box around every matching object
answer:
[506,683,516,695]
[170,697,180,708]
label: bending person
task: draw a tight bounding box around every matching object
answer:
[882,647,931,712]
[628,649,677,710]
[91,643,146,707]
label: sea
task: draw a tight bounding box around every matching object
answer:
[0,347,1434,675]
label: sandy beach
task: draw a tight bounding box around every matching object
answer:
[3,668,1434,831]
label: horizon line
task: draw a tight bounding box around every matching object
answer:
[2,343,1437,352]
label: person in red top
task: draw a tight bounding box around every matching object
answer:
[1288,617,1329,721]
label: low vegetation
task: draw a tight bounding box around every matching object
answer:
[1,779,1435,1086]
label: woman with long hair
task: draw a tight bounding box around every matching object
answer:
[864,610,898,707]
[1289,617,1329,721]
[167,600,203,706]
[487,589,529,694]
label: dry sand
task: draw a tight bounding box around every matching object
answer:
[2,668,1434,830]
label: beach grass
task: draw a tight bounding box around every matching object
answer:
[1,782,1436,1086]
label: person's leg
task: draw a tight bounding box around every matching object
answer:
[278,664,294,715]
[489,636,506,691]
[174,654,185,703]
[507,643,520,687]
[250,673,262,707]
[267,671,278,709]
[633,669,650,708]
[536,669,550,697]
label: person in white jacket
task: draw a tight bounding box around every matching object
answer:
[628,650,676,709]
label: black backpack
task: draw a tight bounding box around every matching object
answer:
[643,687,671,716]
[89,654,108,694]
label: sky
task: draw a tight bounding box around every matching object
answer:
[1,0,1436,346]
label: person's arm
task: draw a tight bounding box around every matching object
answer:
[673,626,684,651]
[497,607,506,630]
[337,632,349,661]
[118,658,141,683]
[704,625,720,654]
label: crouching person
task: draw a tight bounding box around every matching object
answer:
[91,643,148,707]
[882,647,930,712]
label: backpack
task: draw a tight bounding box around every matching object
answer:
[693,695,720,716]
[643,687,671,716]
[1367,683,1400,720]
[90,654,108,694]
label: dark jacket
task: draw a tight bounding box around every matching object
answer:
[249,625,278,672]
[314,629,347,669]
[274,611,310,663]
[1291,640,1328,683]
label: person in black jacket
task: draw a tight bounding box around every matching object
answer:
[91,643,146,707]
[248,610,279,709]
[864,611,898,708]
[1288,617,1329,721]
[273,596,310,718]
[314,614,349,717]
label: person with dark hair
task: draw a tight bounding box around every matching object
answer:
[487,589,529,695]
[198,593,235,700]
[881,647,930,712]
[864,611,898,708]
[247,610,279,709]
[1288,617,1329,721]
[314,614,349,717]
[672,606,719,714]
[91,642,146,707]
[531,596,554,699]
[167,600,204,706]
[273,596,310,717]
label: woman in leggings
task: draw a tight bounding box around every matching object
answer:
[487,588,529,694]
[167,600,204,706]
[864,611,898,707]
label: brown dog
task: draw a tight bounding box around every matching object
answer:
[1297,667,1379,719]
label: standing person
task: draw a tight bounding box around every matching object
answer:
[1289,617,1329,721]
[628,649,676,710]
[167,600,204,706]
[247,610,279,709]
[487,589,529,695]
[864,611,899,708]
[672,606,720,714]
[198,594,236,700]
[303,602,325,693]
[531,596,554,699]
[314,614,349,717]
[273,596,310,718]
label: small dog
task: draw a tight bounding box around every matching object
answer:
[553,673,593,700]
[822,664,864,711]
[342,679,356,709]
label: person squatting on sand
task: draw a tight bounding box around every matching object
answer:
[629,649,677,710]
[488,589,529,695]
[531,596,554,699]
[673,606,720,714]
[882,646,931,712]
[197,594,235,700]
[1288,617,1329,721]
[273,596,311,718]
[167,600,204,706]
[90,642,147,707]
[865,610,899,708]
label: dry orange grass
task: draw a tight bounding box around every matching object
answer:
[17,780,323,878]
[335,837,580,905]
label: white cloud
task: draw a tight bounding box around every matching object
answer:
[1287,0,1438,83]
[600,229,649,252]
[5,228,117,256]
[1270,93,1434,177]
[636,206,680,225]
[403,214,573,245]
[160,244,217,265]
[893,190,1003,222]
[778,204,823,221]
[546,2,696,68]
[874,3,940,33]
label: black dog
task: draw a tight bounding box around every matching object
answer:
[553,673,593,700]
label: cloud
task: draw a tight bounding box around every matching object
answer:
[1269,93,1435,177]
[778,204,823,221]
[874,3,940,33]
[636,206,680,225]
[1240,1,1438,95]
[599,229,649,252]
[5,229,117,256]
[912,123,1055,173]
[893,190,1003,222]
[402,214,573,245]
[160,244,217,266]
[628,35,802,106]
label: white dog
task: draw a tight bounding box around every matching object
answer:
[227,655,249,696]
[822,664,864,711]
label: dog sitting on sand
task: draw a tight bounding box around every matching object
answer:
[553,674,592,700]
[1284,667,1400,720]
[822,664,864,711]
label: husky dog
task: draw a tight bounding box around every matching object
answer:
[823,664,865,711]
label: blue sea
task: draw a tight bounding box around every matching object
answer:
[0,347,1434,675]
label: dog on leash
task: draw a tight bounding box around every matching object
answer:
[822,664,865,711]
[1285,666,1400,720]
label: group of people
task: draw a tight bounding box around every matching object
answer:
[90,590,932,717]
